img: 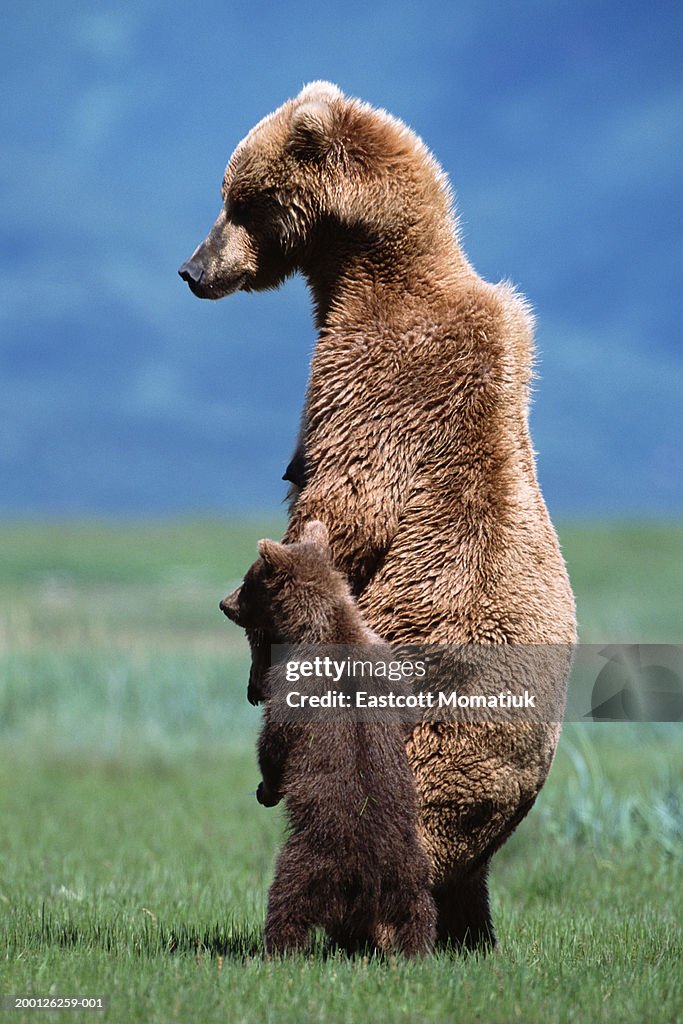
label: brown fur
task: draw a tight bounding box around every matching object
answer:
[221,521,436,957]
[186,82,577,950]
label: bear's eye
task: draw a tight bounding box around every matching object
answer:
[228,196,252,227]
[228,188,281,230]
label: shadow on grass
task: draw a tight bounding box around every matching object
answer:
[29,910,466,962]
[164,922,265,959]
[25,906,264,960]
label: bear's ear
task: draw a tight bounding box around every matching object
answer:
[297,80,343,103]
[258,538,295,572]
[300,520,330,551]
[288,98,339,161]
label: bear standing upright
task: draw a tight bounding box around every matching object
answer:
[220,521,436,957]
[180,82,577,949]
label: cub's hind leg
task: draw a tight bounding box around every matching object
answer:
[374,885,436,958]
[264,835,314,955]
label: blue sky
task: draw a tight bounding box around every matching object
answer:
[1,1,681,516]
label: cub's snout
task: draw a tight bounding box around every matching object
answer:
[219,588,242,623]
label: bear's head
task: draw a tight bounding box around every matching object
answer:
[220,520,352,643]
[179,81,452,301]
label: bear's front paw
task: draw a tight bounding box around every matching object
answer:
[256,781,282,807]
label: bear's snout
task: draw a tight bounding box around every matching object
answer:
[178,258,206,293]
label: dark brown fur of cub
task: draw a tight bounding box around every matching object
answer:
[222,521,436,957]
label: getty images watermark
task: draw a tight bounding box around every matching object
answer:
[263,645,683,723]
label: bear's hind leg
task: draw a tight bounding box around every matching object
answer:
[433,862,496,953]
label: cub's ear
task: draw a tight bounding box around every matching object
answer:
[258,538,295,572]
[289,98,339,160]
[300,520,330,550]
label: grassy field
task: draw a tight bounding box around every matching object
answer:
[0,520,681,1023]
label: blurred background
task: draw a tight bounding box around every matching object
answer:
[1,0,681,518]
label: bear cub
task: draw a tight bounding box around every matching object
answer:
[221,521,436,957]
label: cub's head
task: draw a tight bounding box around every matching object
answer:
[179,81,450,299]
[220,520,349,643]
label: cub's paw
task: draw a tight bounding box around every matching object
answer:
[247,668,264,706]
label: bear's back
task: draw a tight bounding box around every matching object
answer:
[284,717,420,857]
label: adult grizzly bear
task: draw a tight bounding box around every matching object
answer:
[220,520,436,957]
[180,82,576,950]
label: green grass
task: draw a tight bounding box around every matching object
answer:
[0,521,681,1023]
[559,521,683,642]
